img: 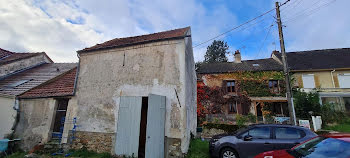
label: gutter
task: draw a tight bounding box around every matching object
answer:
[10,97,20,138]
[73,52,80,95]
[331,69,336,88]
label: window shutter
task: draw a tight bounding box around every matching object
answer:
[222,80,227,93]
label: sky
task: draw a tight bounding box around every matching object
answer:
[0,0,349,63]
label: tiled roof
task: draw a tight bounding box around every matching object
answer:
[0,48,14,59]
[273,48,350,71]
[78,27,190,53]
[0,48,52,65]
[19,67,77,98]
[197,58,283,74]
[0,63,77,97]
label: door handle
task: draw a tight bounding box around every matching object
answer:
[264,142,271,145]
[147,136,150,139]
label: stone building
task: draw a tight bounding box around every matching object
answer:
[0,62,76,141]
[197,51,288,122]
[72,27,197,157]
[15,67,78,150]
[272,48,350,113]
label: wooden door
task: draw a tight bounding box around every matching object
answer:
[115,96,142,156]
[145,94,166,158]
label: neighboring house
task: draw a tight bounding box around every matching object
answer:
[73,27,196,157]
[0,63,76,141]
[197,51,288,122]
[15,67,77,150]
[0,48,52,78]
[272,48,350,113]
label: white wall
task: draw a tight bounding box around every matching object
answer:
[0,96,16,139]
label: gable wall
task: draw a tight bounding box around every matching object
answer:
[75,38,194,155]
[0,54,52,78]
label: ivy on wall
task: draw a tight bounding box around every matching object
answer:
[197,71,286,124]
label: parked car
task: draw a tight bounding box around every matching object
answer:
[254,133,350,158]
[209,124,317,158]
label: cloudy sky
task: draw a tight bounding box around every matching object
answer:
[0,0,349,62]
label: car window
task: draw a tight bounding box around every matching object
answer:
[293,137,350,158]
[275,127,302,139]
[241,127,270,139]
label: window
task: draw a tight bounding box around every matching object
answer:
[228,101,237,113]
[275,127,303,139]
[302,74,315,88]
[338,74,350,88]
[269,80,280,93]
[226,80,235,92]
[241,127,271,139]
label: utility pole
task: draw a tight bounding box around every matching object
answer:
[275,1,297,125]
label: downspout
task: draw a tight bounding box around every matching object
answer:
[73,53,80,95]
[331,69,336,88]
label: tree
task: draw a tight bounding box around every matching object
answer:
[204,40,229,63]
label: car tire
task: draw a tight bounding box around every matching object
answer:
[220,147,239,158]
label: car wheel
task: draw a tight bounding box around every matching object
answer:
[220,148,238,158]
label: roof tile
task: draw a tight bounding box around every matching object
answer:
[197,58,283,74]
[78,27,190,53]
[0,63,77,96]
[19,67,77,98]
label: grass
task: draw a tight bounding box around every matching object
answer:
[186,139,210,158]
[5,152,26,158]
[324,124,350,133]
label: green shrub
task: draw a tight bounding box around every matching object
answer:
[236,114,248,128]
[203,123,244,133]
[247,113,257,123]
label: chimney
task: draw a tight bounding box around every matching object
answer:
[234,50,242,63]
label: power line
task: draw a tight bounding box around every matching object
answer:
[255,22,274,58]
[284,0,336,23]
[194,13,274,50]
[192,8,276,48]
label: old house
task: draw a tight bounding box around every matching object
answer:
[197,51,288,122]
[0,48,52,139]
[0,62,76,142]
[72,27,197,157]
[272,48,350,113]
[15,67,78,150]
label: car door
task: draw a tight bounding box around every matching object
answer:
[237,127,274,158]
[272,127,305,150]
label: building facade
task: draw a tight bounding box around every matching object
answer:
[272,48,350,113]
[73,27,197,157]
[197,51,288,123]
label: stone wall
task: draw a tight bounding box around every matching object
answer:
[70,131,115,153]
[166,138,183,158]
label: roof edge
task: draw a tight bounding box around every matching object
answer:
[77,35,190,54]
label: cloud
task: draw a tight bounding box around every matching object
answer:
[1,0,348,63]
[282,0,350,52]
[0,0,104,62]
[0,0,238,62]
